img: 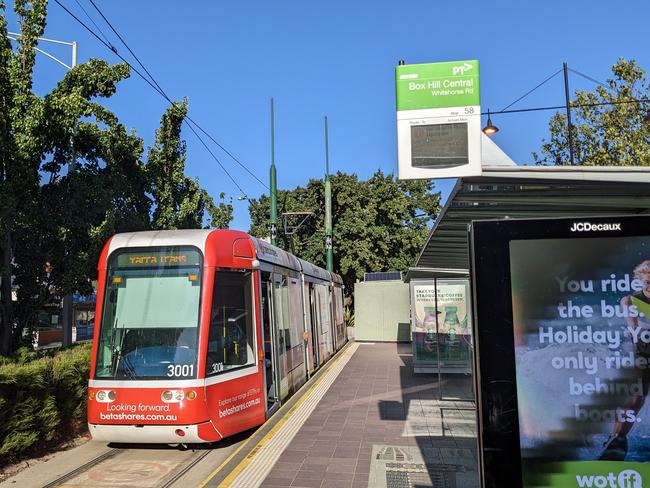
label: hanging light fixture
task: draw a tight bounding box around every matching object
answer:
[482,109,499,136]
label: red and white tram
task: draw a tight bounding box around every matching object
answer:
[87,229,346,443]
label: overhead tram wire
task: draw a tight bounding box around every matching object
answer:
[54,0,268,194]
[490,98,650,116]
[72,0,114,50]
[184,121,250,199]
[568,68,610,89]
[500,68,563,112]
[57,0,650,156]
[86,0,167,98]
[85,0,268,190]
[184,119,269,190]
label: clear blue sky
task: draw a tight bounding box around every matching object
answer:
[8,0,650,230]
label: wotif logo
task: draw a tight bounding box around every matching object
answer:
[452,62,473,75]
[570,221,621,232]
[575,469,642,488]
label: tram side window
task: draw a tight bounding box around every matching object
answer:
[206,271,255,376]
[273,275,291,352]
[317,284,330,334]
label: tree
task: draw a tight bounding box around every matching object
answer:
[0,1,232,354]
[248,170,440,296]
[0,0,154,353]
[207,192,234,229]
[534,58,650,166]
[148,99,233,230]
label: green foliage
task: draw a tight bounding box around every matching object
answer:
[344,307,354,328]
[207,192,234,229]
[0,2,231,353]
[249,170,440,296]
[148,100,233,231]
[0,344,90,463]
[52,344,92,424]
[534,58,650,165]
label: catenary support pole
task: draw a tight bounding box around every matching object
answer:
[324,116,333,272]
[270,98,278,246]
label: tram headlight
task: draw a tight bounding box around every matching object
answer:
[95,390,116,403]
[186,390,197,400]
[161,390,185,403]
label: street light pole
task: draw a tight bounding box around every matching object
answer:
[563,62,575,165]
[7,32,78,348]
[7,32,77,70]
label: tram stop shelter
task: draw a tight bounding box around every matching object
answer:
[405,136,650,375]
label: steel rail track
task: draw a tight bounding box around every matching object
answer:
[158,449,212,488]
[40,448,121,488]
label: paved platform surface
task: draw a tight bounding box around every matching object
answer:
[258,342,478,488]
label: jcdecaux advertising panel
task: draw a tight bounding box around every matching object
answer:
[396,60,481,180]
[471,216,650,487]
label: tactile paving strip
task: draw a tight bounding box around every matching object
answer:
[225,342,360,488]
[370,445,470,488]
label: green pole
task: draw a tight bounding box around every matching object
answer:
[270,98,278,246]
[324,116,333,272]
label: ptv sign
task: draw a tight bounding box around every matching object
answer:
[395,60,480,111]
[453,62,474,75]
[396,60,482,180]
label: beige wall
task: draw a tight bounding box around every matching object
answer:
[354,281,410,342]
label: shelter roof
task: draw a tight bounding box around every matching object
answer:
[416,166,650,270]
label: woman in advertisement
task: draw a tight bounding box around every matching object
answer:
[600,260,650,460]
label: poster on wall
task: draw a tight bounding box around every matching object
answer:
[412,283,438,363]
[472,216,650,488]
[411,279,471,373]
[437,280,471,367]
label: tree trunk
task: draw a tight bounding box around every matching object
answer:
[0,230,14,356]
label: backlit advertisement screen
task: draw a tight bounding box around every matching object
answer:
[471,216,650,488]
[511,236,650,486]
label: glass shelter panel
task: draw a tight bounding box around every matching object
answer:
[410,278,471,374]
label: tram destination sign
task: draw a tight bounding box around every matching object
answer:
[396,60,482,180]
[115,248,201,268]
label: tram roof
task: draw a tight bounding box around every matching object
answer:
[415,165,650,272]
[107,230,339,280]
[107,229,214,255]
[298,258,330,281]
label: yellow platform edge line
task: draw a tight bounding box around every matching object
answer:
[197,341,354,488]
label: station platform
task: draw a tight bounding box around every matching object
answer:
[202,342,479,488]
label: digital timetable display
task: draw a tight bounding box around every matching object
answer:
[410,122,469,169]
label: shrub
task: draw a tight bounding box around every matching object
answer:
[0,344,91,463]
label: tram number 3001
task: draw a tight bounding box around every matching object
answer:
[167,364,194,377]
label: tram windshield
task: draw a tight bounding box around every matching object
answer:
[95,247,202,380]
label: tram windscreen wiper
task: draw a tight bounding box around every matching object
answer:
[120,354,137,380]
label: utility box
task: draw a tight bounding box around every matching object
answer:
[354,280,410,342]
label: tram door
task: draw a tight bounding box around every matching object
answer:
[309,284,319,370]
[261,273,280,415]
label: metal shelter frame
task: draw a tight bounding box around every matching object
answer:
[407,163,650,403]
[415,166,650,270]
